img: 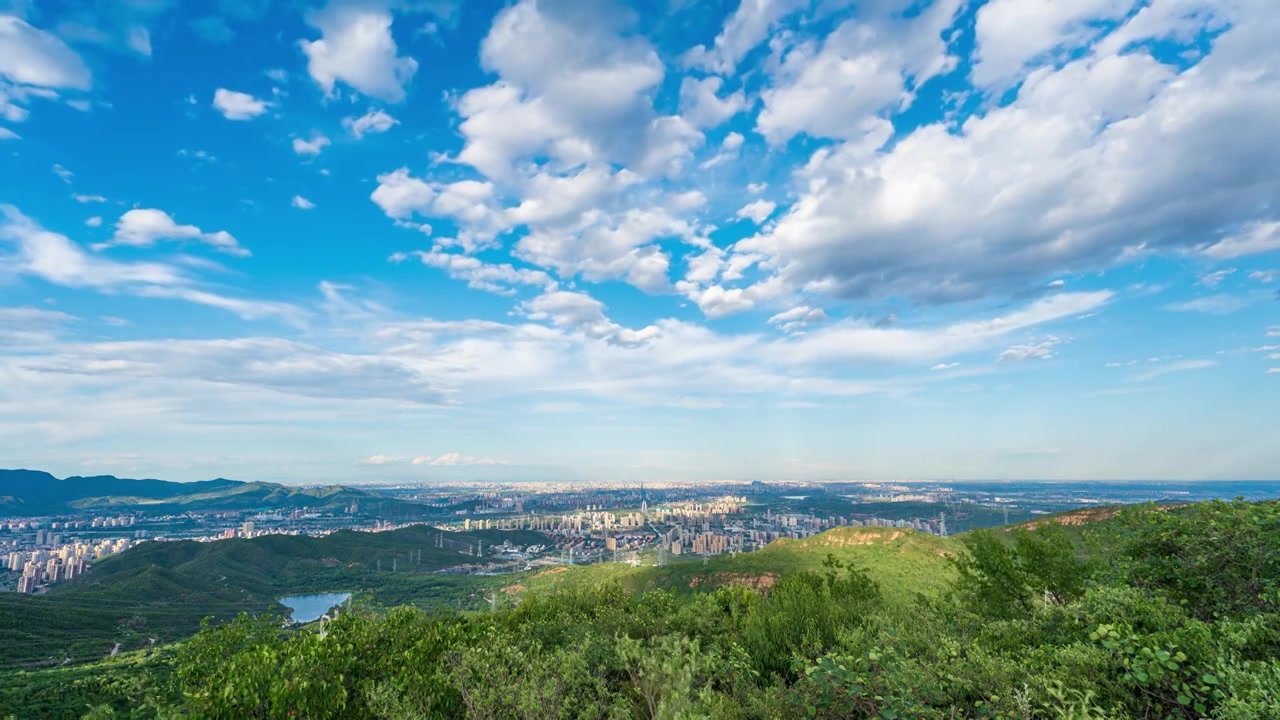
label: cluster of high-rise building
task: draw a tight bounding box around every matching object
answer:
[7,537,134,593]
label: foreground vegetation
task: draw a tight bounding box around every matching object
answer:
[2,499,1278,719]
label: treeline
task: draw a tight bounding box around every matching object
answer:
[4,499,1279,719]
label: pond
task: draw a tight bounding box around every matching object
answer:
[279,592,351,623]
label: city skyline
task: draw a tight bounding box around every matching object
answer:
[2,0,1279,483]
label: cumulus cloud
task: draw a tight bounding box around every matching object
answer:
[519,289,659,347]
[343,108,398,138]
[971,0,1137,90]
[685,0,807,74]
[212,88,269,120]
[450,0,697,180]
[757,0,961,145]
[678,75,747,128]
[394,249,550,296]
[98,209,249,256]
[300,1,418,102]
[736,199,776,224]
[356,454,404,465]
[292,133,331,156]
[733,4,1280,306]
[370,167,434,219]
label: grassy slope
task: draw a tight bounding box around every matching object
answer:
[515,526,959,605]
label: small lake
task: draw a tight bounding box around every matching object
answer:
[279,593,351,623]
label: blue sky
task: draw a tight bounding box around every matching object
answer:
[1,0,1278,484]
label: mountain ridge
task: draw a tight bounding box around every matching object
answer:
[0,469,376,516]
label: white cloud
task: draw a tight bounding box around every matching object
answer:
[451,0,694,180]
[371,167,434,219]
[678,75,747,128]
[514,204,690,293]
[52,164,72,182]
[999,337,1062,362]
[931,362,960,370]
[1199,222,1280,260]
[300,1,418,102]
[520,288,660,347]
[736,7,1280,305]
[2,206,184,288]
[292,195,316,210]
[72,193,106,203]
[1,206,302,325]
[1198,268,1235,287]
[1133,359,1217,382]
[292,133,331,156]
[0,127,18,141]
[212,88,268,120]
[699,132,744,169]
[0,16,92,122]
[737,199,777,224]
[85,216,102,227]
[972,0,1139,89]
[1268,368,1280,374]
[685,0,807,74]
[767,305,827,333]
[99,209,248,257]
[356,454,404,465]
[771,291,1111,365]
[1249,270,1278,283]
[396,249,551,296]
[343,108,398,138]
[413,453,509,466]
[1267,326,1280,338]
[757,0,961,145]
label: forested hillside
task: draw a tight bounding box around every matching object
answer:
[2,499,1278,719]
[0,525,539,667]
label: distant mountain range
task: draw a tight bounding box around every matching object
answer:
[0,469,401,517]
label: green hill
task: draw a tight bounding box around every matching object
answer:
[514,526,958,605]
[0,525,542,668]
[0,469,427,517]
